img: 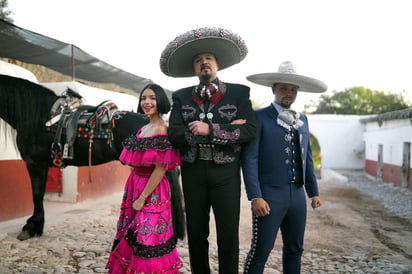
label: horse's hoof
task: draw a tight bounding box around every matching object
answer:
[17,230,34,241]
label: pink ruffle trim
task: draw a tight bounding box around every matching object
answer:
[120,148,181,171]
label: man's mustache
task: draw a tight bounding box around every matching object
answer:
[200,64,211,71]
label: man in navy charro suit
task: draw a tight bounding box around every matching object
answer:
[160,27,257,273]
[241,61,327,273]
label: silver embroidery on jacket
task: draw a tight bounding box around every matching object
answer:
[181,105,196,121]
[218,104,237,120]
[212,123,240,142]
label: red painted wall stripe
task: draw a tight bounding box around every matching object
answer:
[0,160,33,221]
[1,160,131,221]
[77,161,130,202]
[365,159,412,191]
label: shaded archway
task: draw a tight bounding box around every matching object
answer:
[310,133,322,179]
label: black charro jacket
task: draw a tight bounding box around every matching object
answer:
[168,81,257,164]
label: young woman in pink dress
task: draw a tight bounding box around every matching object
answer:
[106,83,182,273]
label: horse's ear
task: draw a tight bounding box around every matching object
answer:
[65,88,83,100]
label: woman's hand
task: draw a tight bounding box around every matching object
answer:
[133,195,147,211]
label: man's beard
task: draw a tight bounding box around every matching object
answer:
[280,102,291,108]
[277,96,294,108]
[200,72,212,82]
[200,64,212,83]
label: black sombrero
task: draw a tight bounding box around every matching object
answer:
[160,27,248,78]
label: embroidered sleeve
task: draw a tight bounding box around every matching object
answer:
[210,123,240,145]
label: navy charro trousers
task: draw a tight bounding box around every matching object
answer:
[244,183,307,274]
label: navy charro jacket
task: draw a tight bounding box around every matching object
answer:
[241,104,319,200]
[168,82,256,164]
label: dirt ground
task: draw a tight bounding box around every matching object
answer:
[235,169,412,267]
[1,169,411,273]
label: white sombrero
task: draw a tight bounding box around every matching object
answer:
[247,61,328,93]
[160,27,248,78]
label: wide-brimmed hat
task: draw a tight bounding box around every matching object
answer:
[160,27,248,77]
[247,61,327,93]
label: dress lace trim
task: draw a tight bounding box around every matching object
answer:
[124,229,177,259]
[119,131,181,170]
[122,131,174,151]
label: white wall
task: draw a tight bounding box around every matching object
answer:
[0,60,38,83]
[363,118,412,167]
[0,122,21,160]
[44,166,79,202]
[308,114,368,169]
[41,81,139,112]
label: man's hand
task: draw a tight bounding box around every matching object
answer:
[311,196,322,209]
[230,119,246,125]
[189,121,210,135]
[252,198,270,217]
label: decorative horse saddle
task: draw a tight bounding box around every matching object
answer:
[45,89,119,167]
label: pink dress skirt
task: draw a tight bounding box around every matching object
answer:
[106,132,182,273]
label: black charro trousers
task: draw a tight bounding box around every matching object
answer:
[181,160,241,274]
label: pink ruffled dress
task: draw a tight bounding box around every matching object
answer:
[106,130,182,274]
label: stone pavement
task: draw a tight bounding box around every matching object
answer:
[0,169,411,273]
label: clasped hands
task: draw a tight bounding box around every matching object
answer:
[189,119,246,136]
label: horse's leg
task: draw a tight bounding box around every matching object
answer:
[17,162,48,241]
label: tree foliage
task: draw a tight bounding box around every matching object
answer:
[305,86,411,114]
[309,133,321,170]
[0,0,13,23]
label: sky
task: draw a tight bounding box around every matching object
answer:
[7,0,412,112]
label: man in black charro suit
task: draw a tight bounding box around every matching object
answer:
[160,27,257,273]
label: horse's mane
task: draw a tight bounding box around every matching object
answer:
[0,75,58,139]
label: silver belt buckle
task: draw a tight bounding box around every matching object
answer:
[198,147,213,160]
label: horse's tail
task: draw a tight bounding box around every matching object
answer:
[166,168,186,241]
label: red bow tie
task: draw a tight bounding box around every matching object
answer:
[192,83,223,105]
